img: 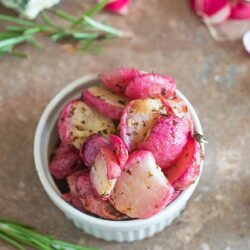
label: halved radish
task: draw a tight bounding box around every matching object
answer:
[190,0,231,24]
[58,100,115,149]
[109,134,128,168]
[230,1,250,20]
[100,67,142,95]
[82,86,128,120]
[164,134,202,190]
[105,0,131,14]
[137,115,189,170]
[80,133,109,168]
[90,148,121,200]
[49,143,83,179]
[65,170,126,220]
[125,74,176,99]
[165,97,194,133]
[110,150,174,219]
[120,98,167,151]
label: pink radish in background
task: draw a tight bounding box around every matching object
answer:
[230,1,250,20]
[190,0,231,24]
[105,0,131,14]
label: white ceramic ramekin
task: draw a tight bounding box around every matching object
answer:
[34,75,204,242]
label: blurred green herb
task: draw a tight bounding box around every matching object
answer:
[0,0,124,58]
[0,218,100,250]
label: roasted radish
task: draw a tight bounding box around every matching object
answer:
[49,143,82,179]
[165,97,194,133]
[110,134,128,168]
[164,134,202,190]
[100,67,142,95]
[125,74,176,99]
[80,133,109,168]
[120,98,167,151]
[90,148,121,200]
[110,150,174,219]
[138,115,189,169]
[58,100,115,149]
[82,86,128,120]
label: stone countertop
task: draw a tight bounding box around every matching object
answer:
[0,1,250,250]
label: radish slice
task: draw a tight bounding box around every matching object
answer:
[100,67,142,95]
[58,100,115,149]
[105,0,131,14]
[190,0,231,24]
[80,133,110,168]
[125,74,176,100]
[165,97,194,134]
[49,143,82,179]
[110,150,174,219]
[120,98,167,151]
[82,86,128,120]
[243,30,250,54]
[137,115,189,170]
[65,170,126,220]
[90,148,121,200]
[164,134,202,190]
[110,134,129,168]
[230,1,250,20]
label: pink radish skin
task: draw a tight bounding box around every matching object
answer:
[190,0,231,24]
[138,115,189,170]
[90,148,121,200]
[165,135,202,190]
[125,74,176,100]
[58,100,115,149]
[65,171,126,220]
[100,67,142,95]
[165,97,194,134]
[120,98,167,151]
[49,143,82,179]
[105,0,130,14]
[80,133,109,168]
[230,1,250,20]
[110,150,174,219]
[110,134,128,168]
[82,86,127,120]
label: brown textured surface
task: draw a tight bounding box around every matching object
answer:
[0,1,250,250]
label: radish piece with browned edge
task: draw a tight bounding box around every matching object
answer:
[125,74,176,99]
[100,67,142,95]
[90,148,121,200]
[80,133,110,168]
[165,134,202,190]
[110,150,174,219]
[49,143,82,180]
[110,134,128,168]
[138,115,189,170]
[82,86,128,120]
[58,100,115,149]
[120,98,167,151]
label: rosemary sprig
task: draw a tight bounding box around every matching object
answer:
[0,219,100,250]
[0,0,123,57]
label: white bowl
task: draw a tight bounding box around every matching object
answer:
[34,75,204,242]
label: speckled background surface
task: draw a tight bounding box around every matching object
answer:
[0,1,250,250]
